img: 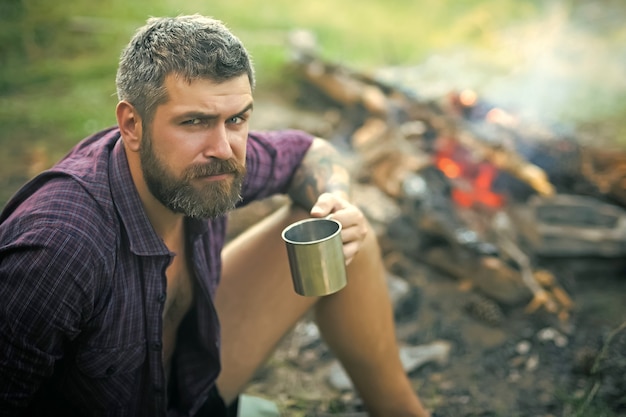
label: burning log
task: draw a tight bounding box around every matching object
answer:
[445,91,611,203]
[291,51,557,199]
[453,130,555,197]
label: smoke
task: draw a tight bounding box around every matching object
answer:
[376,1,626,127]
[483,2,626,124]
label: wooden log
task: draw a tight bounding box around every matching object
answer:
[354,122,431,199]
[297,60,388,116]
[422,246,532,306]
[580,146,626,207]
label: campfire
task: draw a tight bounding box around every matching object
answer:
[286,37,626,325]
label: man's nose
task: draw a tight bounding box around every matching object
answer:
[203,125,233,160]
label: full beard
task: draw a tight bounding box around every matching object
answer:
[140,131,246,219]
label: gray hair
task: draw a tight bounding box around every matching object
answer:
[116,14,255,123]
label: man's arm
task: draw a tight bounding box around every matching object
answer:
[287,137,351,209]
[0,193,102,415]
[287,137,367,265]
[0,226,96,413]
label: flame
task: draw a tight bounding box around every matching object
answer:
[438,90,510,208]
[437,157,462,179]
[435,140,505,209]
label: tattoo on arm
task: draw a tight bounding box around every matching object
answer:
[288,138,351,210]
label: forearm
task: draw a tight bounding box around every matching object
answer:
[287,138,351,210]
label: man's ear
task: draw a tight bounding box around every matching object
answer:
[116,100,143,152]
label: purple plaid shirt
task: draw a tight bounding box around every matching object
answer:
[0,127,313,417]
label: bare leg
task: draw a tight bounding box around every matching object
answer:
[314,220,429,417]
[215,204,318,401]
[215,204,430,417]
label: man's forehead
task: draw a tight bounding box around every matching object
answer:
[160,74,253,112]
[164,73,252,93]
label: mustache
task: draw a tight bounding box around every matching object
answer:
[184,158,246,179]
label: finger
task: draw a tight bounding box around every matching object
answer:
[342,240,361,266]
[326,201,360,223]
[339,222,367,244]
[334,209,368,239]
[310,193,339,218]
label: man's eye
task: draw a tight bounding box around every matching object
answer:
[183,118,204,125]
[227,116,244,125]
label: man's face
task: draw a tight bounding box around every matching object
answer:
[140,74,253,219]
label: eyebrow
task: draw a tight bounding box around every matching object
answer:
[178,102,254,121]
[234,102,254,118]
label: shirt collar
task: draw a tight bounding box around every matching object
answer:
[109,136,171,256]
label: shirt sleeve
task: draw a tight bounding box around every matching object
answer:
[0,186,103,412]
[239,129,314,205]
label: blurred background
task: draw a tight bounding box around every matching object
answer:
[1,0,625,205]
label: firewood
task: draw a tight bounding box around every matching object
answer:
[492,211,572,318]
[422,247,531,306]
[351,117,389,150]
[580,146,626,206]
[355,126,430,199]
[289,48,610,325]
[297,60,387,116]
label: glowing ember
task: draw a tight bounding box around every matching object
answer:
[447,164,504,208]
[435,140,505,209]
[438,157,462,179]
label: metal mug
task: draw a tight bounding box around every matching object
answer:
[281,217,347,296]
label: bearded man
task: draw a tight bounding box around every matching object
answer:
[0,14,432,417]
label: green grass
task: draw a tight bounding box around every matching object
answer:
[0,0,547,116]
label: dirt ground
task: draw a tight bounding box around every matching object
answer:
[236,94,626,417]
[244,255,626,417]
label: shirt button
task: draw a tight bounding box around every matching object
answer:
[105,366,116,376]
[157,293,166,303]
[151,341,162,351]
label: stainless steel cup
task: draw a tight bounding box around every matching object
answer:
[281,217,347,296]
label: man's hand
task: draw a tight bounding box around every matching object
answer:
[310,192,368,265]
